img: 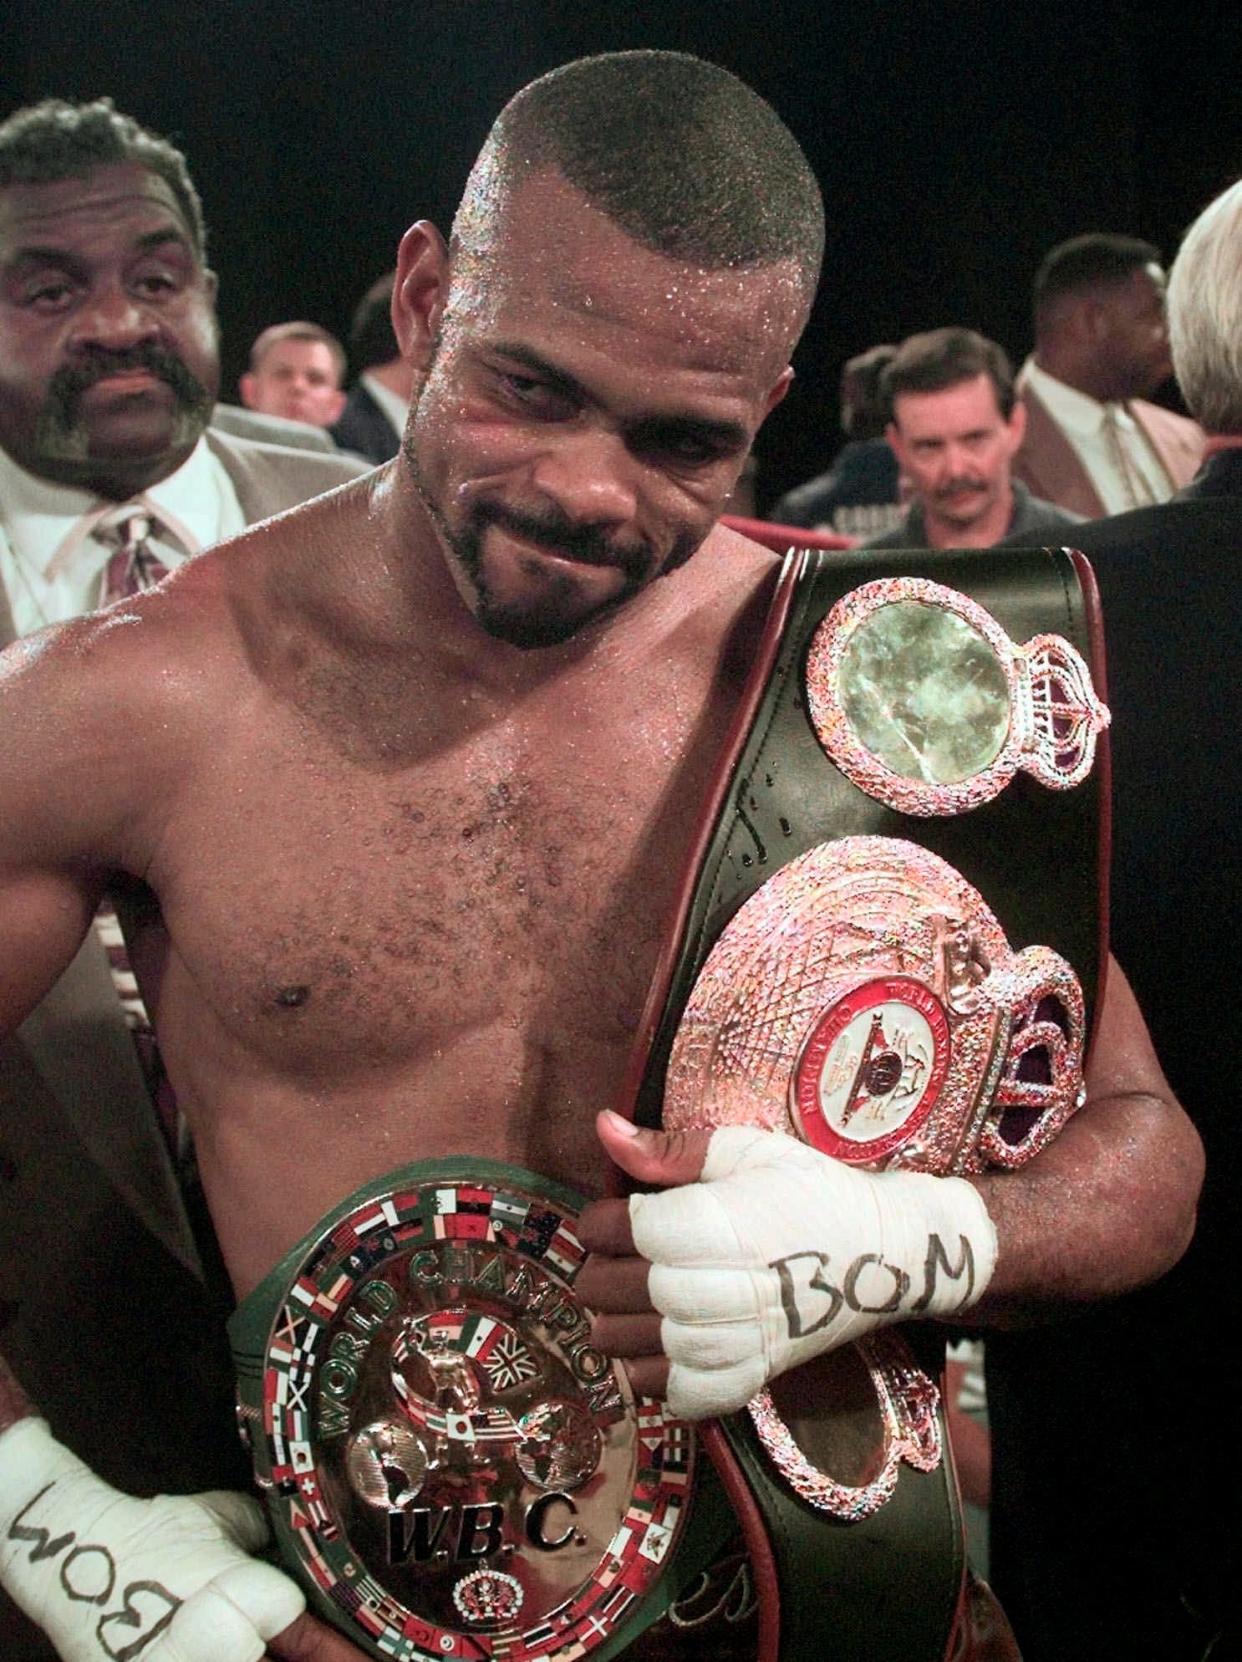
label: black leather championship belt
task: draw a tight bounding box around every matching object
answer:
[617,543,1110,1662]
[228,543,1108,1662]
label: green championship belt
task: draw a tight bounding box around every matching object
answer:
[229,1159,728,1662]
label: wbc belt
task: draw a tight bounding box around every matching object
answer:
[228,1159,725,1662]
[617,542,1109,1662]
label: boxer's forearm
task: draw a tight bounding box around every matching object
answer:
[970,1087,1200,1320]
[966,958,1202,1322]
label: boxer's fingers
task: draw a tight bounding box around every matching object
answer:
[594,1111,714,1190]
[577,1197,635,1256]
[660,1317,756,1374]
[575,1253,653,1313]
[269,1609,375,1660]
[590,1312,664,1357]
[146,1562,304,1662]
[649,1263,763,1324]
[618,1355,671,1399]
[667,1356,768,1422]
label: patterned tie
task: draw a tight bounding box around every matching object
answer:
[94,901,183,1158]
[94,503,172,606]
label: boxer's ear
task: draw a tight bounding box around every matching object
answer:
[762,366,795,419]
[393,221,449,373]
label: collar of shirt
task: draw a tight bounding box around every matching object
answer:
[360,371,409,437]
[1024,356,1141,439]
[0,436,245,635]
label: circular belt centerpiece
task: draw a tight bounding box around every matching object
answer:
[665,835,1085,1173]
[235,1164,693,1661]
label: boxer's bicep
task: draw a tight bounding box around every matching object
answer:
[0,637,123,1032]
[0,864,101,1031]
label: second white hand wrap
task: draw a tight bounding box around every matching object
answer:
[629,1126,997,1420]
[0,1417,305,1662]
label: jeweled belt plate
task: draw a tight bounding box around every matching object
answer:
[664,833,1087,1518]
[230,1162,694,1662]
[666,834,1085,1174]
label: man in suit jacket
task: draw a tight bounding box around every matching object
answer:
[0,95,367,1660]
[330,272,413,463]
[211,400,341,454]
[989,181,1242,1662]
[1013,233,1204,518]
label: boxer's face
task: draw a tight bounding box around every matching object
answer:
[397,169,801,648]
[0,162,219,497]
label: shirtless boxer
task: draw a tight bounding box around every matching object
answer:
[0,51,1201,1662]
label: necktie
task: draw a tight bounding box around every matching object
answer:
[94,901,183,1159]
[1101,406,1157,510]
[94,503,172,606]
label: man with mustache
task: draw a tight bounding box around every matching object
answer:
[0,97,368,635]
[862,327,1081,549]
[0,55,1200,1662]
[0,95,367,1661]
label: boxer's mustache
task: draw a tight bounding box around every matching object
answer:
[475,502,653,580]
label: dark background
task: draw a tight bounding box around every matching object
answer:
[4,0,1240,508]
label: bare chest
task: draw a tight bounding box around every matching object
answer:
[147,666,728,1186]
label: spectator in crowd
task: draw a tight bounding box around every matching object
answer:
[863,327,1081,548]
[988,178,1242,1662]
[238,320,347,430]
[0,95,367,1660]
[1014,233,1203,516]
[770,343,905,537]
[330,270,412,462]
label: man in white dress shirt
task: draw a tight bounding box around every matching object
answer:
[0,98,366,637]
[1013,232,1203,518]
[0,93,367,1662]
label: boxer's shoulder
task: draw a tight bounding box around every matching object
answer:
[674,520,782,678]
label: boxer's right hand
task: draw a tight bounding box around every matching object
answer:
[0,1414,344,1662]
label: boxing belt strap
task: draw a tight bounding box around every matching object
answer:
[615,542,1110,1662]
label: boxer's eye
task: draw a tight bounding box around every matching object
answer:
[494,368,576,420]
[628,419,745,470]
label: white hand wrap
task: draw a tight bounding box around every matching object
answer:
[0,1417,305,1662]
[630,1126,997,1420]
